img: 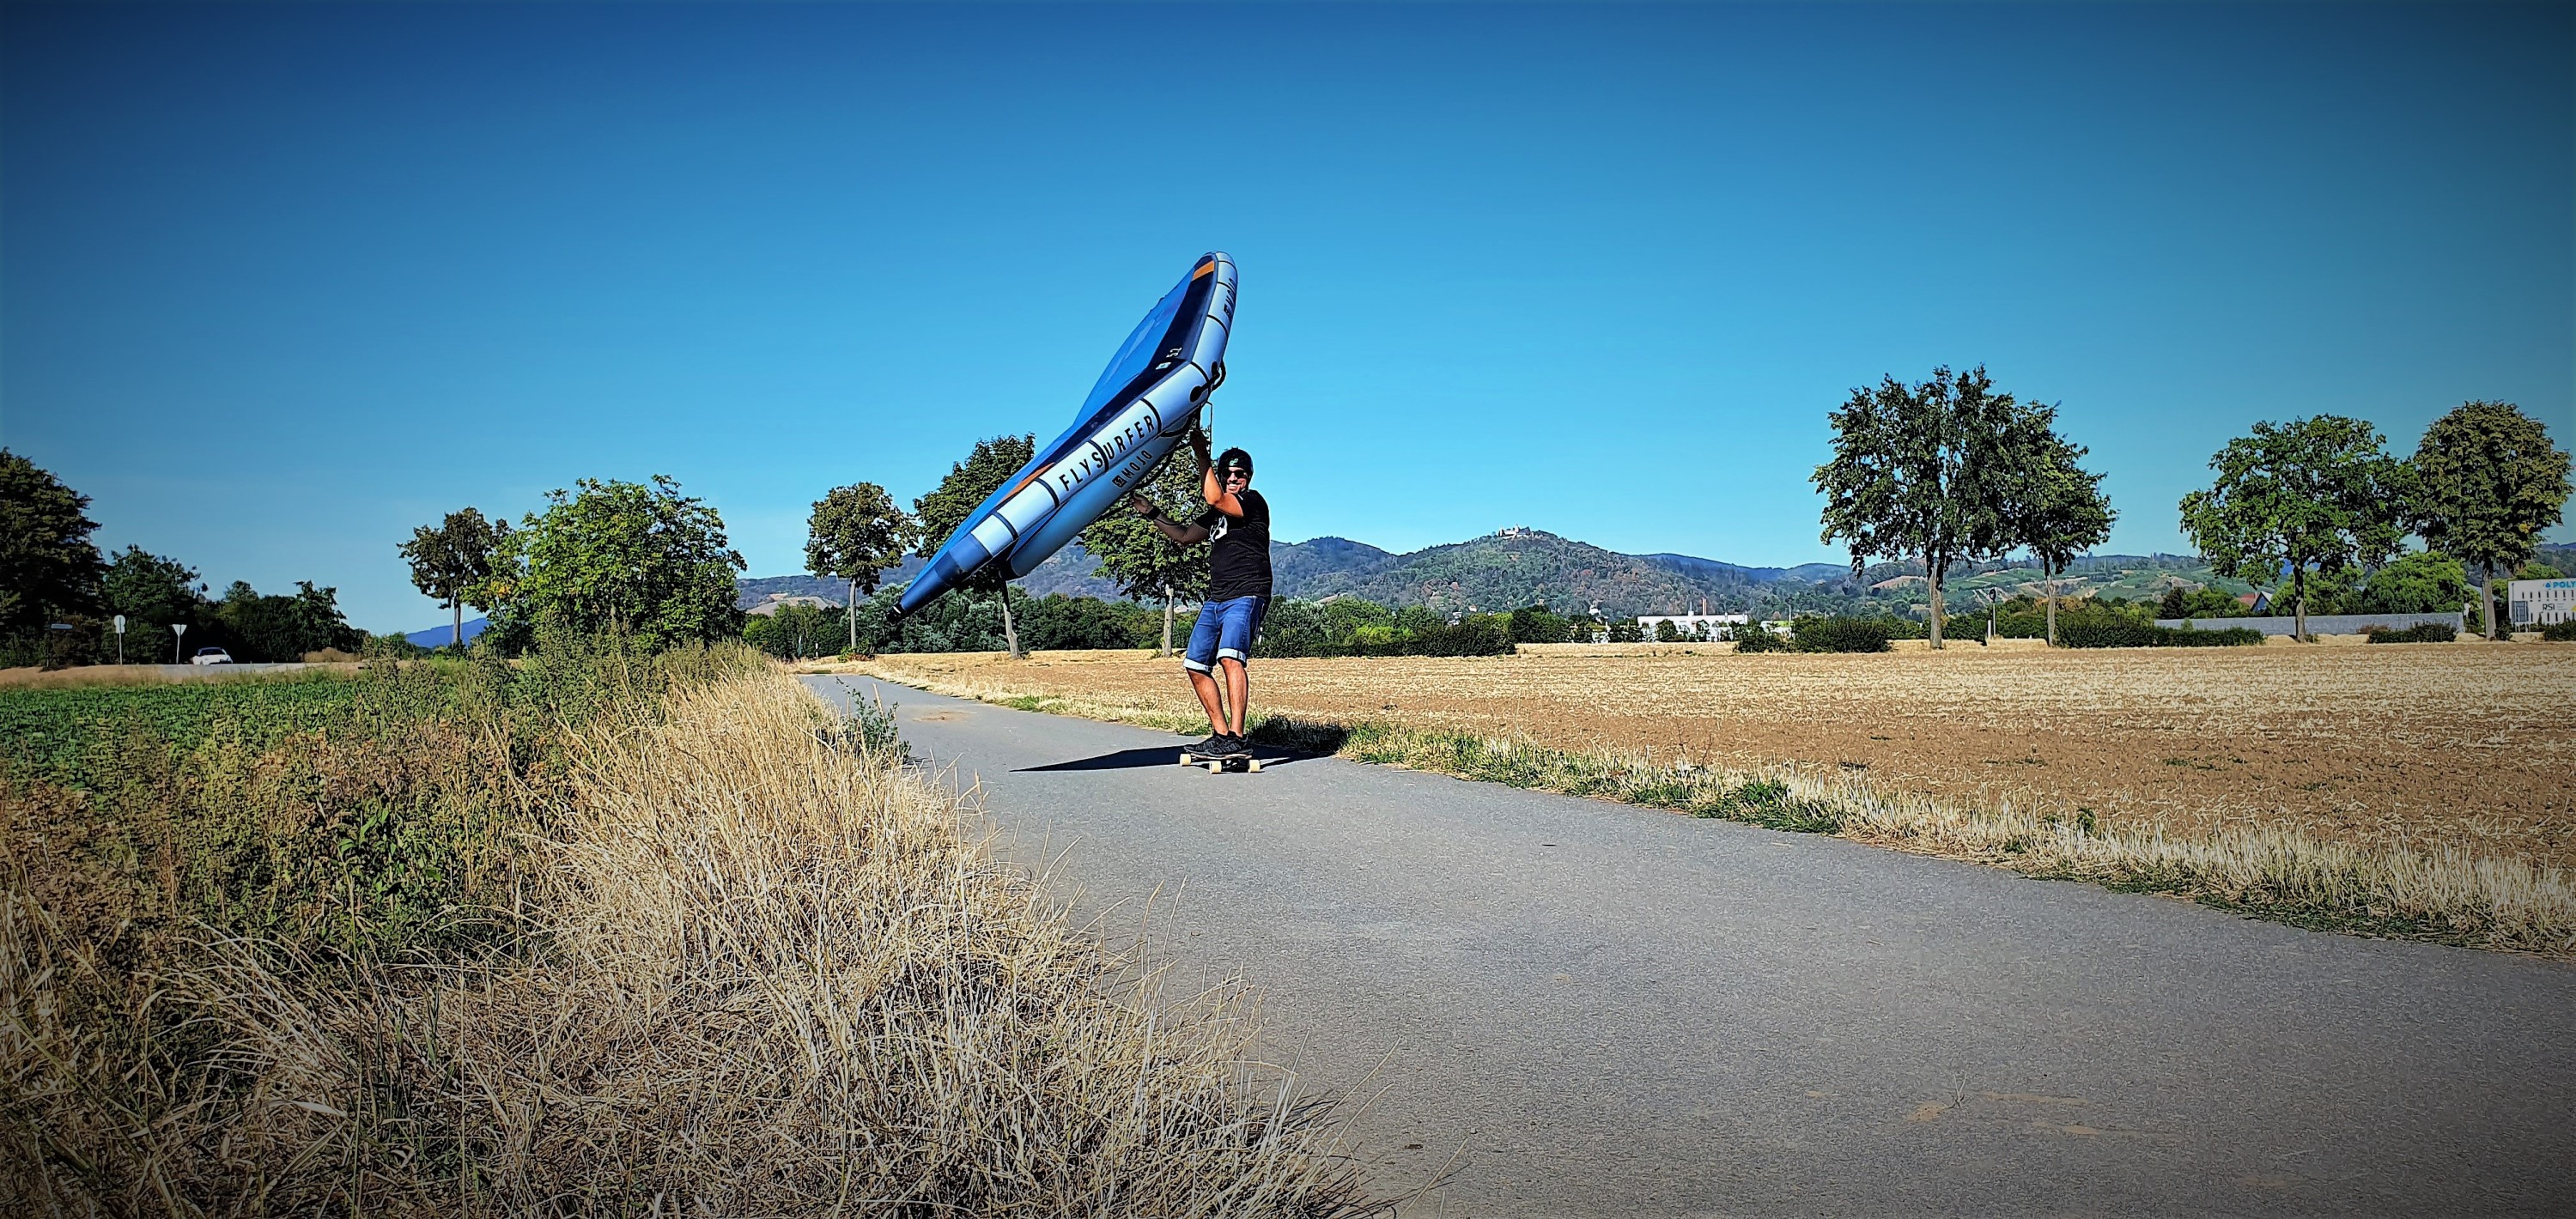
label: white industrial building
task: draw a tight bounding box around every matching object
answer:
[2508,579,2574,627]
[1636,612,1754,640]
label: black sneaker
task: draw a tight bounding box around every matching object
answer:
[1212,734,1251,758]
[1186,734,1230,756]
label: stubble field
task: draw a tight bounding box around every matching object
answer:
[861,643,2576,873]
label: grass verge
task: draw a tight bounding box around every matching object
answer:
[853,663,2576,959]
[5,645,1382,1215]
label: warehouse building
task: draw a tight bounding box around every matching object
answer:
[1636,613,1756,640]
[2508,579,2575,628]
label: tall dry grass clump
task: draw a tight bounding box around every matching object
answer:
[4,665,1381,1216]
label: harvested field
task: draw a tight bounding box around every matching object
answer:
[855,643,2576,874]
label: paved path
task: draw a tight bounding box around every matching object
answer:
[805,676,2576,1218]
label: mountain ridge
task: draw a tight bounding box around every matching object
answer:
[734,535,2576,617]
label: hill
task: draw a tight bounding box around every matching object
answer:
[404,617,489,648]
[735,537,2575,620]
[734,545,1117,610]
[1273,528,1776,615]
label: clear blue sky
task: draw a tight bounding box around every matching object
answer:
[5,2,2569,631]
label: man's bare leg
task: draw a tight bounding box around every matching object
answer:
[1187,668,1230,737]
[1218,658,1249,738]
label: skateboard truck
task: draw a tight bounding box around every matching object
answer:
[1177,750,1262,773]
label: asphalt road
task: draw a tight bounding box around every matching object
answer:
[805,675,2576,1218]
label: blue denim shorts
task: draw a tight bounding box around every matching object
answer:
[1183,595,1267,672]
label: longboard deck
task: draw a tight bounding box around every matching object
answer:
[1177,752,1263,773]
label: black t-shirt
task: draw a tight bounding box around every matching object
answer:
[1196,488,1273,601]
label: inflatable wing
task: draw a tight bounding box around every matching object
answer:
[896,252,1236,618]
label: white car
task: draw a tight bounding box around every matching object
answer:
[190,646,234,666]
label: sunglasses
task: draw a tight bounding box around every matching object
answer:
[1221,466,1250,478]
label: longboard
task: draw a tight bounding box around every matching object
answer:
[1177,751,1263,773]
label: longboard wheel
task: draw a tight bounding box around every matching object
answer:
[1204,761,1223,773]
[1177,753,1196,765]
[1244,759,1263,773]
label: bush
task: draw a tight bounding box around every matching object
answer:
[2062,619,2265,648]
[1407,615,1516,657]
[1878,616,1930,640]
[1508,605,1574,645]
[1731,624,1789,653]
[2058,617,2157,648]
[1791,617,1894,653]
[2160,626,2266,646]
[2364,622,2458,644]
[2537,620,2576,642]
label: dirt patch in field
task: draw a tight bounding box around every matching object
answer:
[858,645,2576,870]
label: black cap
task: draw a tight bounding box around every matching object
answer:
[1217,446,1253,476]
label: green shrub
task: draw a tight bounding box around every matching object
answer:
[2057,617,2157,648]
[2061,619,2264,648]
[1791,617,1894,652]
[1252,603,1515,658]
[1732,625,1789,653]
[2538,620,2576,642]
[2364,622,2458,644]
[1874,616,1930,640]
[2157,626,2266,646]
[1508,605,1574,645]
[1413,615,1516,657]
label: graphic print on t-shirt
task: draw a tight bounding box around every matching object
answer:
[1198,488,1273,602]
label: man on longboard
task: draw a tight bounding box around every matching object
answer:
[1130,430,1270,761]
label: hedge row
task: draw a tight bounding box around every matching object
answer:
[1256,616,1516,658]
[2058,620,2265,648]
[2364,622,2458,644]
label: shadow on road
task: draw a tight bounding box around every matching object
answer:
[1018,744,1327,773]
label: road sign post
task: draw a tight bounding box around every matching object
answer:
[173,622,186,664]
[113,615,125,664]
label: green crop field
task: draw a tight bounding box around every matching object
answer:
[0,675,372,791]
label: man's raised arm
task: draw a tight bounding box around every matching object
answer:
[1195,428,1244,517]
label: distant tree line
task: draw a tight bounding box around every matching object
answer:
[1,449,369,668]
[1814,368,2572,645]
[2179,401,2569,640]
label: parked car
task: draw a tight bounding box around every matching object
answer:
[191,646,234,666]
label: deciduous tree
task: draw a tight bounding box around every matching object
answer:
[2008,428,2116,646]
[2178,415,2407,641]
[0,448,106,638]
[101,547,206,661]
[912,435,1035,658]
[1079,453,1210,656]
[2408,401,2572,639]
[805,482,914,654]
[399,507,511,648]
[1813,366,2031,648]
[2359,549,2472,616]
[488,476,745,652]
[213,579,365,660]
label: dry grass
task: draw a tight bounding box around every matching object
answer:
[845,649,2576,957]
[3,669,1382,1216]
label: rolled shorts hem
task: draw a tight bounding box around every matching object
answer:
[1183,595,1267,670]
